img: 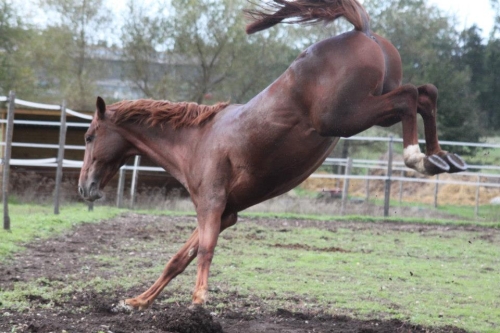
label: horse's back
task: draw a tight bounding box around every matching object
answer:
[189,30,404,211]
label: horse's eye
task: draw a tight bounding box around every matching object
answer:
[85,135,93,144]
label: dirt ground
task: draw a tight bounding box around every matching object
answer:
[0,213,473,333]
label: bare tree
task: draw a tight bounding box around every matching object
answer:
[120,0,297,104]
[38,0,110,109]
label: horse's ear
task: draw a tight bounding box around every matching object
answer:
[96,96,106,120]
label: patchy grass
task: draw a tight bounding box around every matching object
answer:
[363,197,500,224]
[3,214,491,332]
[1,206,499,331]
[208,221,500,332]
[141,207,500,229]
[0,204,124,259]
[437,204,500,222]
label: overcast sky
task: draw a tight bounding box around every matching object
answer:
[427,0,495,37]
[21,0,496,39]
[104,0,496,38]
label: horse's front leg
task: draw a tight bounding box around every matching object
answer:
[191,200,228,306]
[417,84,467,173]
[122,228,200,310]
[121,211,237,310]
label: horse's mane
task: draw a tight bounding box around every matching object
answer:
[109,99,229,129]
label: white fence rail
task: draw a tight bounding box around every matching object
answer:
[1,94,499,229]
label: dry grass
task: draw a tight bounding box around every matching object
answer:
[302,172,500,206]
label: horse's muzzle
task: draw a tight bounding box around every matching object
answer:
[78,181,102,202]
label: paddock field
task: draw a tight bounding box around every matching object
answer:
[0,210,498,332]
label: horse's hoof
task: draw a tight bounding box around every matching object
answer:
[445,153,467,173]
[188,303,204,311]
[111,300,134,313]
[423,155,450,175]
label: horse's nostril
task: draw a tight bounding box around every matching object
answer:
[78,186,84,196]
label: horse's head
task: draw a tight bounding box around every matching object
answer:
[78,97,135,202]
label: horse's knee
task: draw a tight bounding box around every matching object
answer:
[197,247,214,258]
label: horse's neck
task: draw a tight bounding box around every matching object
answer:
[119,122,198,185]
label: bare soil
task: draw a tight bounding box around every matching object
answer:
[0,213,472,333]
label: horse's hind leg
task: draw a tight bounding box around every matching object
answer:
[329,84,450,174]
[378,87,446,175]
[122,212,237,310]
[417,84,467,173]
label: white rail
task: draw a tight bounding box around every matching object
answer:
[0,119,90,128]
[346,136,500,149]
[1,96,92,120]
[2,95,499,205]
[3,157,499,189]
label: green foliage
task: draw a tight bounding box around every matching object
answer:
[0,0,38,97]
[31,0,110,109]
[120,0,297,104]
[481,39,500,130]
[119,0,171,99]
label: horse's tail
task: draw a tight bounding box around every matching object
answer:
[245,0,370,35]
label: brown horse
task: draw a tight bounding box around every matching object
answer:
[78,0,466,310]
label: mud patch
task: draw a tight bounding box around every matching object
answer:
[272,243,350,252]
[155,306,223,333]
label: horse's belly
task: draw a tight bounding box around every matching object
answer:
[227,137,339,211]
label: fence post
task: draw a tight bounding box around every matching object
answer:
[475,175,480,218]
[54,101,67,214]
[336,140,350,188]
[2,91,15,230]
[365,169,370,202]
[341,157,352,215]
[398,170,404,204]
[383,136,394,217]
[117,167,126,208]
[130,155,141,208]
[433,174,439,208]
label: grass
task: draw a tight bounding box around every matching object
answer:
[209,221,500,332]
[141,206,500,228]
[436,203,500,221]
[358,196,500,224]
[0,203,124,259]
[1,203,499,332]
